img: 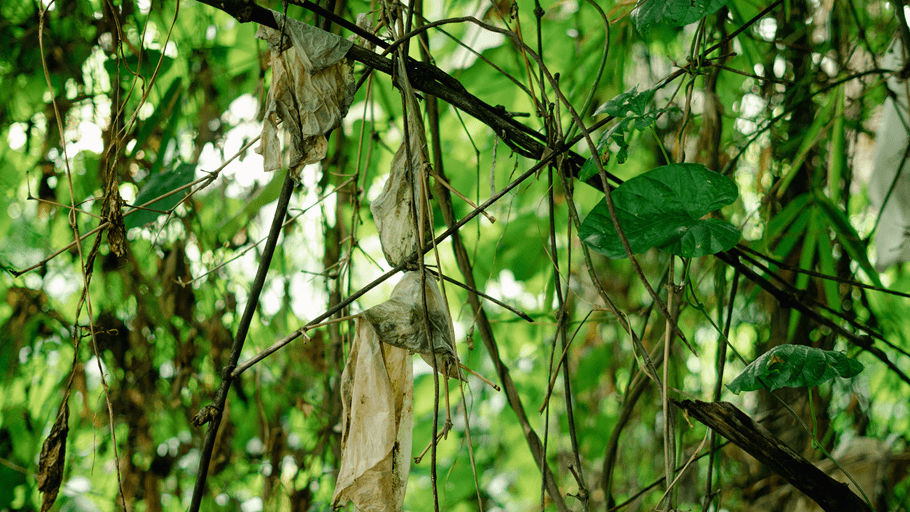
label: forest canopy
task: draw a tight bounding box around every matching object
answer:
[2,0,910,511]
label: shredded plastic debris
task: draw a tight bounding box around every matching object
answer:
[256,11,356,180]
[370,111,432,267]
[332,318,413,512]
[363,271,459,376]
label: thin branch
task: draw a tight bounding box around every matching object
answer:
[188,169,296,512]
[425,269,533,322]
[231,139,567,379]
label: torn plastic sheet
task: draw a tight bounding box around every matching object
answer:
[370,110,433,267]
[363,272,459,376]
[332,318,413,512]
[871,37,910,270]
[255,11,356,180]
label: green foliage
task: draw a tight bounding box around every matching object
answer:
[726,345,864,394]
[126,163,196,229]
[1,0,908,511]
[581,85,678,178]
[579,163,740,258]
[632,0,730,34]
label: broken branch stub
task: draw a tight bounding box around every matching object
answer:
[255,11,356,180]
[363,272,460,377]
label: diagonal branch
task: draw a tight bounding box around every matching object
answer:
[675,399,872,512]
[187,169,297,512]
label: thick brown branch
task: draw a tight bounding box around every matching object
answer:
[192,0,619,188]
[674,399,872,512]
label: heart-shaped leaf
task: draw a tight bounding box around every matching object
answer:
[727,345,864,394]
[579,163,740,258]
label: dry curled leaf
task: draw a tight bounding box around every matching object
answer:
[362,272,459,376]
[191,404,219,427]
[105,184,126,257]
[332,318,413,512]
[256,11,355,180]
[37,403,69,512]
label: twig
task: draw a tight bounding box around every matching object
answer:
[430,170,496,223]
[457,362,500,391]
[10,136,259,277]
[425,269,533,322]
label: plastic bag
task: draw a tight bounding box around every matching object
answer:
[256,11,356,180]
[332,318,413,511]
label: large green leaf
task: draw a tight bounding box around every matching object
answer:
[126,163,196,230]
[632,0,730,34]
[727,345,864,394]
[579,163,740,258]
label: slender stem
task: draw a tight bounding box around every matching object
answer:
[661,256,677,509]
[188,169,295,512]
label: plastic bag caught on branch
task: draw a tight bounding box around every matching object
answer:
[370,111,432,267]
[363,271,459,376]
[871,36,910,270]
[332,318,413,512]
[255,11,355,180]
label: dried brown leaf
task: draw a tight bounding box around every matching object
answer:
[106,191,126,257]
[37,402,69,512]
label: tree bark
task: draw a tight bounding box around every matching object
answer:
[674,399,872,512]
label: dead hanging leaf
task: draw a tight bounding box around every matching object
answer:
[370,113,433,267]
[37,401,69,512]
[362,272,459,376]
[332,318,413,512]
[105,185,126,258]
[255,11,356,180]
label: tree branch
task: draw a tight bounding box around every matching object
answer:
[675,399,872,512]
[187,169,296,512]
[191,0,622,188]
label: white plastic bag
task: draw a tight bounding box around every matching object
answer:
[332,318,413,512]
[256,11,356,180]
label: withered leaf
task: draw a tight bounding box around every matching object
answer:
[106,189,127,257]
[191,404,220,427]
[37,402,69,512]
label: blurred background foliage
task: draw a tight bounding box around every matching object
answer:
[1,0,910,510]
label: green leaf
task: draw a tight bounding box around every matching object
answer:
[632,0,730,34]
[726,345,864,394]
[580,120,630,180]
[126,163,196,230]
[579,163,740,258]
[582,86,677,180]
[813,191,883,288]
[593,86,656,118]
